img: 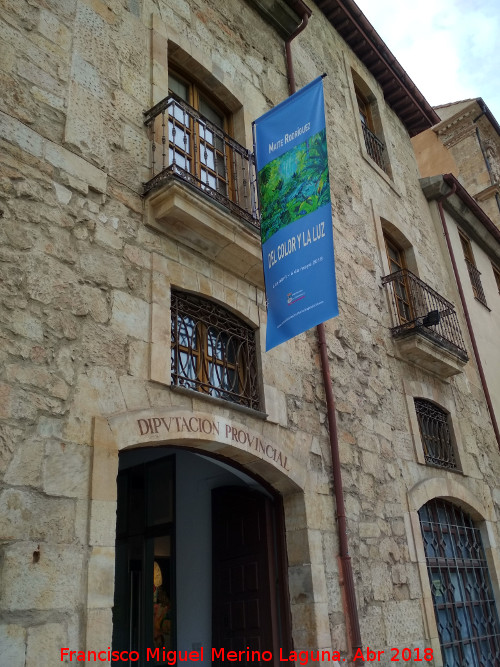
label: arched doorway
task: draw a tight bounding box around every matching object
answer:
[112,447,290,666]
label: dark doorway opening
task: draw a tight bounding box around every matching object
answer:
[112,448,290,666]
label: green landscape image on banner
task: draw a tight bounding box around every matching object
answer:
[258,128,331,243]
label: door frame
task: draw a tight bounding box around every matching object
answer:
[112,446,293,662]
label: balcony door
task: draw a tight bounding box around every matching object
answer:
[168,71,229,196]
[384,233,413,323]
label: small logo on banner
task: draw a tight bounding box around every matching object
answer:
[287,290,306,305]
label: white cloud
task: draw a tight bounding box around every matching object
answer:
[353,0,500,121]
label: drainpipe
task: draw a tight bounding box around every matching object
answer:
[437,178,500,450]
[285,10,364,665]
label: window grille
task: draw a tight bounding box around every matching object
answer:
[459,232,488,307]
[414,399,457,470]
[419,499,500,666]
[170,290,260,410]
[493,264,500,295]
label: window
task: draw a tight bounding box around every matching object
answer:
[419,499,500,666]
[492,264,500,295]
[384,232,412,323]
[355,85,387,172]
[168,71,229,197]
[459,231,488,306]
[170,290,260,410]
[414,399,457,470]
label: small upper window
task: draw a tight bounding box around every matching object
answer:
[414,398,457,470]
[459,231,488,307]
[354,84,388,174]
[170,290,260,411]
[492,263,500,295]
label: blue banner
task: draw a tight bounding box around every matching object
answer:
[253,77,338,350]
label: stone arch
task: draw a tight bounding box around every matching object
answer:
[380,218,419,276]
[85,408,317,655]
[405,477,500,662]
[408,476,491,521]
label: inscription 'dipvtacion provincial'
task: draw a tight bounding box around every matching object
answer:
[136,415,290,471]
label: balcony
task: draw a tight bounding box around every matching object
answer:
[361,124,387,173]
[143,94,259,227]
[143,94,263,287]
[382,269,468,378]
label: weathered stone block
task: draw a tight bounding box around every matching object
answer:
[26,623,67,667]
[87,546,116,608]
[0,542,84,610]
[4,437,43,487]
[0,488,76,542]
[110,290,150,341]
[43,440,91,498]
[0,624,26,667]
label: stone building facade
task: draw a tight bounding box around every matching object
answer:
[413,98,500,230]
[1,2,500,667]
[418,173,500,437]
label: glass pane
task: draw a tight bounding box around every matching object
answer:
[169,73,188,101]
[199,96,223,128]
[207,328,225,360]
[200,144,215,170]
[198,122,214,145]
[420,500,500,665]
[153,536,173,650]
[169,120,190,152]
[177,350,197,384]
[200,168,216,189]
[147,459,174,527]
[177,315,196,348]
[216,152,226,176]
[169,147,191,171]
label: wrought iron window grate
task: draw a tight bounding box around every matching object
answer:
[465,259,488,307]
[419,499,500,666]
[171,290,260,411]
[414,399,457,470]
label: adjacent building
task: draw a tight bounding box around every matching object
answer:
[413,97,500,230]
[1,1,500,667]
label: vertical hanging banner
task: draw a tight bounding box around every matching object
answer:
[253,76,338,351]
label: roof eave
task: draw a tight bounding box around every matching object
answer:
[315,0,439,136]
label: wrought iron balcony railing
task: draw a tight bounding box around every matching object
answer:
[361,124,387,173]
[382,269,468,361]
[143,94,259,228]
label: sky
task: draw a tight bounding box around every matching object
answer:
[353,0,500,122]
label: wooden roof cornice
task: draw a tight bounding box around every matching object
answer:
[315,0,440,136]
